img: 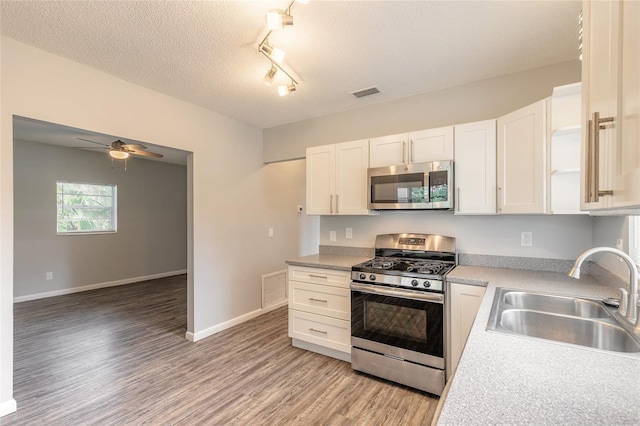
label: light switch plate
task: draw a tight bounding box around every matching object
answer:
[346,228,353,239]
[330,230,336,241]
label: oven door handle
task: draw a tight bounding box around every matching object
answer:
[350,282,444,304]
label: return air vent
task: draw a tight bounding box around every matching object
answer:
[350,86,381,99]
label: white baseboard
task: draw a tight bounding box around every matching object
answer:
[14,270,187,303]
[185,299,288,342]
[0,399,17,417]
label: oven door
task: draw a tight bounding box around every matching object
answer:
[350,282,444,369]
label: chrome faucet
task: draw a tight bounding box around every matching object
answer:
[569,247,639,324]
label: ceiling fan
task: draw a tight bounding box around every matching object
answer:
[76,138,164,160]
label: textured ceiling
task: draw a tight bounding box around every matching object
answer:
[1,1,582,129]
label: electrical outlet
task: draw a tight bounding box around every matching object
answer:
[46,272,53,280]
[346,228,353,239]
[268,227,274,238]
[521,232,532,247]
[330,231,337,242]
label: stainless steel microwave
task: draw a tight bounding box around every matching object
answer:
[368,161,454,210]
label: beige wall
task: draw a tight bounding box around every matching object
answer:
[264,60,581,163]
[0,37,310,412]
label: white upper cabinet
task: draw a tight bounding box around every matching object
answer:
[582,0,640,210]
[369,127,454,168]
[409,127,454,163]
[453,120,497,215]
[548,83,585,215]
[497,100,547,214]
[368,133,408,168]
[306,140,372,215]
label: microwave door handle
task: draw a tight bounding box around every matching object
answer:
[425,171,430,203]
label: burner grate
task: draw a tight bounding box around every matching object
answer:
[362,257,401,270]
[406,261,448,275]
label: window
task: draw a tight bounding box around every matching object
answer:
[56,181,117,234]
[630,216,640,265]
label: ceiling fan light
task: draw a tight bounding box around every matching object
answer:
[266,9,293,30]
[263,65,278,86]
[109,150,130,160]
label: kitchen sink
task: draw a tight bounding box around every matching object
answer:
[502,290,610,318]
[487,288,640,355]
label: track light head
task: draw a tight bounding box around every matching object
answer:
[263,64,278,86]
[266,9,293,30]
[260,41,285,64]
[278,83,296,97]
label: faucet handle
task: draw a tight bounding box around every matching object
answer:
[619,287,629,316]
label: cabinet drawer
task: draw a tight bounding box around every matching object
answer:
[289,281,350,320]
[288,309,351,354]
[288,265,350,288]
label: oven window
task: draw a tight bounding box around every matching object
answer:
[370,173,427,204]
[365,301,426,341]
[352,291,443,358]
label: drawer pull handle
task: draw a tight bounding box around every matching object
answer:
[309,328,328,334]
[308,298,328,303]
[309,274,328,279]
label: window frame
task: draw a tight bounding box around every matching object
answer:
[56,181,118,235]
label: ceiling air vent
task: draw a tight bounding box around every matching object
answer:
[350,86,381,99]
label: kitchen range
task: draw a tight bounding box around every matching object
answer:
[350,233,456,396]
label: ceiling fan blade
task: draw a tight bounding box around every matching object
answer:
[129,149,163,158]
[76,137,109,147]
[72,146,109,150]
[124,143,147,150]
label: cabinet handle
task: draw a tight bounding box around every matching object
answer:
[336,194,339,214]
[586,118,593,203]
[309,328,328,335]
[410,139,414,163]
[308,298,328,303]
[589,112,614,203]
[402,141,406,163]
[330,194,333,214]
[456,187,460,212]
[309,274,328,279]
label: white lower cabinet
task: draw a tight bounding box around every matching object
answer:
[447,283,486,380]
[288,265,351,361]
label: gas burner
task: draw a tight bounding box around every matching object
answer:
[406,261,447,275]
[363,257,401,270]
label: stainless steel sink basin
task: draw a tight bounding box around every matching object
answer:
[499,309,640,353]
[487,288,640,355]
[502,290,610,318]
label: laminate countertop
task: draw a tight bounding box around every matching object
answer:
[286,254,371,271]
[438,266,640,425]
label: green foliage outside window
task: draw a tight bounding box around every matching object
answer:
[56,182,116,234]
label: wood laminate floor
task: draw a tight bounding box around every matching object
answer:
[4,275,438,425]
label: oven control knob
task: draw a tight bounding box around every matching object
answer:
[423,281,431,288]
[411,279,419,287]
[359,273,366,280]
[369,274,377,281]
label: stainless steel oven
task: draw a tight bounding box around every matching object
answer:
[350,233,456,396]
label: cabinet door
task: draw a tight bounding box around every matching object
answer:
[335,139,370,215]
[497,100,547,214]
[306,145,335,215]
[447,283,486,380]
[581,0,618,210]
[369,133,408,167]
[612,0,640,208]
[409,126,454,163]
[453,120,497,215]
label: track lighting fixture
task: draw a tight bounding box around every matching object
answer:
[266,9,293,30]
[263,64,278,86]
[258,0,308,96]
[278,82,296,97]
[259,40,286,64]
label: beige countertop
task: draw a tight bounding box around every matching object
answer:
[286,253,370,271]
[438,265,640,425]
